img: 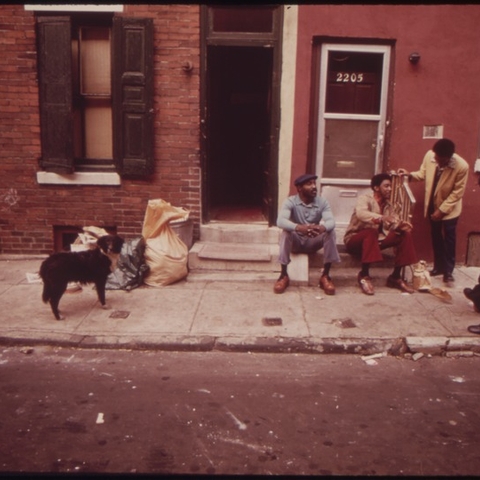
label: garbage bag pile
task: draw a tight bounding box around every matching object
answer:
[73,199,190,290]
[106,237,150,291]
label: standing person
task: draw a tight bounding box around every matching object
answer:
[274,173,341,295]
[398,138,469,283]
[344,173,417,295]
[466,161,480,335]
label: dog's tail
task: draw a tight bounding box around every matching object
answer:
[39,265,49,303]
[39,260,54,304]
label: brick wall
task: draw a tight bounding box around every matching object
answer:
[0,4,201,254]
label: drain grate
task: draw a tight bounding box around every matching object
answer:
[262,317,283,326]
[109,310,130,319]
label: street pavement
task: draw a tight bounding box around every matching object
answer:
[1,255,480,357]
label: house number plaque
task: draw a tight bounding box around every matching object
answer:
[336,72,364,83]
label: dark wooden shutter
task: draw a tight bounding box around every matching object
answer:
[112,17,154,177]
[37,16,74,173]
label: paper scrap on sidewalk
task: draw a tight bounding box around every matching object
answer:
[361,352,387,366]
[96,413,105,424]
[428,287,453,304]
[412,352,424,361]
[361,352,386,361]
[26,272,42,284]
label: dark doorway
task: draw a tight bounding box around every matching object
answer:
[206,45,272,222]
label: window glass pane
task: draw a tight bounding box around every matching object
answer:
[212,6,274,33]
[323,119,378,179]
[80,26,111,95]
[326,52,383,115]
[84,98,112,159]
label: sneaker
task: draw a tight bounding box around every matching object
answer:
[358,273,374,295]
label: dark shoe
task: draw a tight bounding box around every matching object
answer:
[443,274,455,283]
[386,275,415,294]
[358,273,374,295]
[274,275,289,294]
[467,324,480,335]
[429,268,444,277]
[319,275,335,295]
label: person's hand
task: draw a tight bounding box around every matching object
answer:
[396,220,413,232]
[430,209,446,222]
[397,168,409,176]
[309,224,325,237]
[381,214,397,228]
[296,224,325,237]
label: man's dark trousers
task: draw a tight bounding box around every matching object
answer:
[430,216,458,275]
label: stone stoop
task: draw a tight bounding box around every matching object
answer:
[187,223,395,286]
[188,223,281,276]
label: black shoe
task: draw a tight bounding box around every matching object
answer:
[467,324,480,335]
[443,273,455,283]
[430,268,444,277]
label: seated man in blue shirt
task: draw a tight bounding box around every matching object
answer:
[274,173,341,294]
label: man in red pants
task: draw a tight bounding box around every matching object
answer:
[344,173,417,295]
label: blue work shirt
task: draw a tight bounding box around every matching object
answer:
[277,194,336,232]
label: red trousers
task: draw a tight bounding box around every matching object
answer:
[345,228,417,267]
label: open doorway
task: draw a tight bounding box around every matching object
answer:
[206,45,273,222]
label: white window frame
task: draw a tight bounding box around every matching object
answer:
[31,6,123,185]
[315,43,391,186]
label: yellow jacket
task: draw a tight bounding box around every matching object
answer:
[410,150,469,219]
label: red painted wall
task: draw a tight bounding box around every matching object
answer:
[293,4,480,263]
[0,5,201,254]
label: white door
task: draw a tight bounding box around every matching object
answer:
[315,44,391,237]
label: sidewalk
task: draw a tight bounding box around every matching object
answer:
[1,255,480,357]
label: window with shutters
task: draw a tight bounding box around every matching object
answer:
[36,14,154,182]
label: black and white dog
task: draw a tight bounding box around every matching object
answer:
[40,235,124,320]
[464,274,480,313]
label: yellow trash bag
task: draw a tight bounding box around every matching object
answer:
[142,199,190,287]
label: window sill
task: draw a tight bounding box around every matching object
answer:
[37,172,121,186]
[25,5,123,12]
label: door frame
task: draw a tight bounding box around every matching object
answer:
[315,43,392,187]
[199,5,283,225]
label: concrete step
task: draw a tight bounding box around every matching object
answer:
[200,222,280,244]
[188,242,277,272]
[189,223,395,282]
[188,241,395,276]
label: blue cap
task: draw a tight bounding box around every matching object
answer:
[294,173,318,186]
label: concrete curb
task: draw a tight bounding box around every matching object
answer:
[1,333,480,356]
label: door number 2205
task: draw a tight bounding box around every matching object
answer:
[336,72,364,83]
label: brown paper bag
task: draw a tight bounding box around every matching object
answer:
[142,199,189,287]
